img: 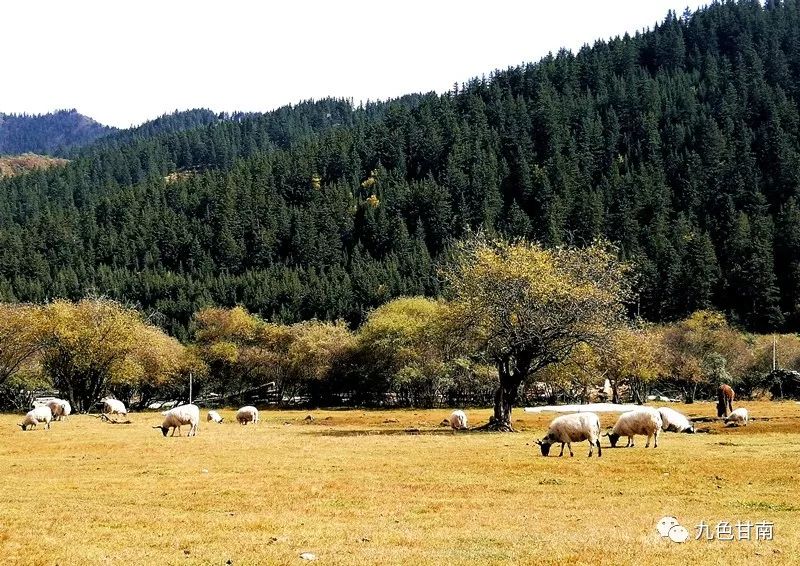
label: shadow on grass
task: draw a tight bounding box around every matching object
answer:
[305,428,486,437]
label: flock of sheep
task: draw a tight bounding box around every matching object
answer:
[16,398,262,435]
[445,402,749,458]
[17,395,749,458]
[18,398,74,430]
[531,404,749,458]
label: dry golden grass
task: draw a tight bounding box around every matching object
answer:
[0,401,797,565]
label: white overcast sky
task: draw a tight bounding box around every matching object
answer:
[2,0,709,128]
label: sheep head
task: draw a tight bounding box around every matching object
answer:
[536,439,552,457]
[152,425,168,437]
[605,431,621,447]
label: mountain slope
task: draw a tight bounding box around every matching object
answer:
[0,1,798,337]
[0,153,69,177]
[0,110,114,155]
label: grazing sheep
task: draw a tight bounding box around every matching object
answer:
[724,407,749,426]
[207,410,224,424]
[449,409,468,430]
[46,399,72,421]
[102,398,127,417]
[153,404,200,437]
[536,412,602,457]
[607,408,662,448]
[236,406,259,425]
[19,406,53,431]
[658,407,695,433]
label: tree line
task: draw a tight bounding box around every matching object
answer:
[2,2,800,336]
[1,238,797,427]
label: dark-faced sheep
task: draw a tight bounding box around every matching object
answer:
[154,404,200,437]
[536,412,602,457]
[607,408,662,448]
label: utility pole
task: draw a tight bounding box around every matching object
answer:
[773,334,777,371]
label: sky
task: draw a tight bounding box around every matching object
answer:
[1,0,709,129]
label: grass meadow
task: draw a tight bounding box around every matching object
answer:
[0,401,797,565]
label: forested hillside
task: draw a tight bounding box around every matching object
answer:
[78,108,245,154]
[2,1,800,338]
[0,110,113,155]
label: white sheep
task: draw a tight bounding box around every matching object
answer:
[153,404,200,437]
[236,406,259,425]
[658,407,695,433]
[207,410,224,423]
[449,409,468,430]
[607,408,662,448]
[536,412,602,457]
[102,398,127,417]
[19,406,53,431]
[724,407,749,426]
[46,399,71,421]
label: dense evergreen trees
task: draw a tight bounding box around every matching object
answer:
[2,1,800,335]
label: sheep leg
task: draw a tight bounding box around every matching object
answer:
[567,443,574,457]
[645,434,651,448]
[654,431,659,448]
[588,441,593,457]
[558,443,565,457]
[596,439,602,457]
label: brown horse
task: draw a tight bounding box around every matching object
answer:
[717,384,734,417]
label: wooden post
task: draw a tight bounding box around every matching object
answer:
[773,334,777,371]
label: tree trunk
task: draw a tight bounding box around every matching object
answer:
[486,366,522,432]
[631,378,646,405]
[64,381,77,414]
[683,383,697,404]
